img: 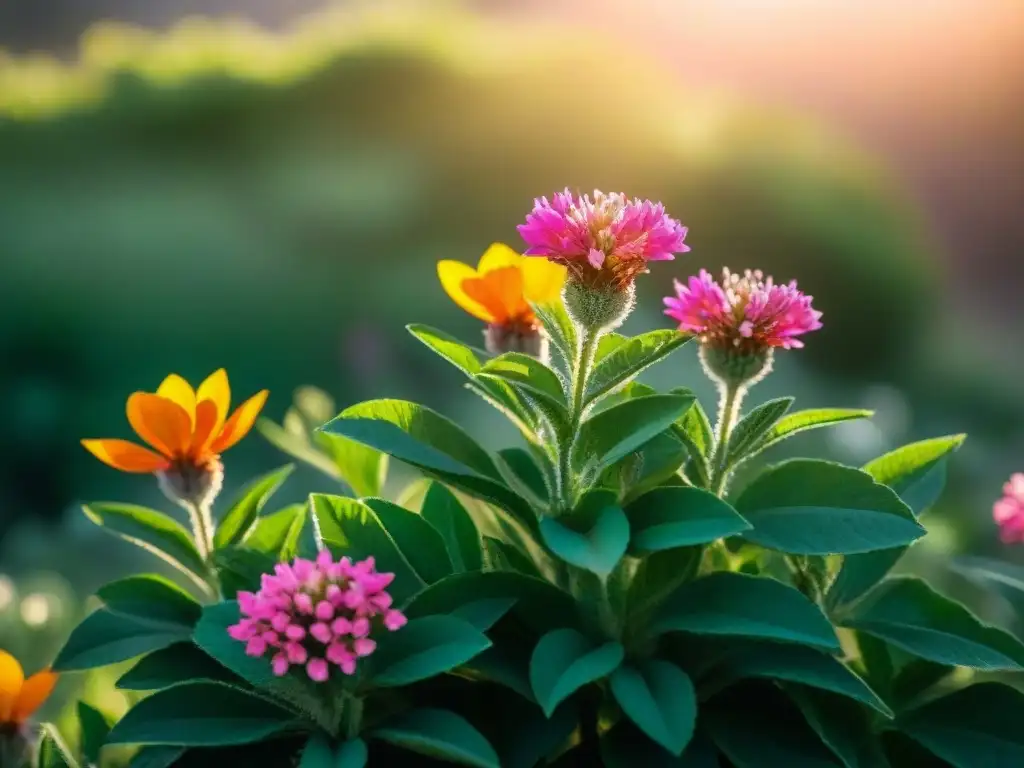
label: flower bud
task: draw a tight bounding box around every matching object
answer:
[563,277,636,335]
[699,345,775,390]
[157,457,224,511]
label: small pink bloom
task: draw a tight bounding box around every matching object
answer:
[285,624,306,642]
[343,588,365,610]
[228,620,255,641]
[285,642,308,665]
[331,617,352,636]
[384,611,408,631]
[326,642,353,667]
[316,550,334,570]
[995,473,1024,543]
[369,592,393,610]
[315,601,335,621]
[272,653,290,676]
[309,622,333,644]
[306,658,330,682]
[351,618,371,638]
[270,612,291,633]
[293,593,314,615]
[325,584,343,604]
[261,631,280,647]
[245,637,267,657]
[237,591,258,615]
[353,638,376,657]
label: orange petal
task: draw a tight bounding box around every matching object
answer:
[126,393,192,458]
[81,439,170,473]
[11,669,58,723]
[209,390,269,454]
[463,266,529,326]
[0,650,24,722]
[437,260,494,322]
[521,257,567,305]
[196,369,231,427]
[156,374,196,426]
[189,399,221,458]
[477,242,523,274]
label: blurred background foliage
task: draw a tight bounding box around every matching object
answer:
[0,0,1022,737]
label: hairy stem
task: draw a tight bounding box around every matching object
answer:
[183,500,220,598]
[711,383,745,497]
[557,327,601,512]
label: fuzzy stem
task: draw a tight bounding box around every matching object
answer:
[711,383,745,497]
[184,500,215,560]
[557,327,601,512]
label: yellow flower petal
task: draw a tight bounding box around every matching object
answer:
[196,369,231,428]
[11,669,58,723]
[126,393,192,458]
[463,267,528,326]
[210,390,269,454]
[0,650,24,722]
[477,242,523,275]
[81,439,170,473]
[156,374,196,426]
[437,260,494,322]
[521,257,567,305]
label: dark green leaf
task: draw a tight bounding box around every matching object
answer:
[243,504,307,560]
[538,506,629,578]
[673,398,713,488]
[53,608,192,672]
[840,576,1024,670]
[97,574,202,626]
[371,615,492,686]
[421,483,483,572]
[37,725,79,768]
[106,681,298,747]
[298,733,334,768]
[129,746,187,768]
[575,394,695,472]
[335,739,369,768]
[117,642,238,690]
[649,572,840,651]
[735,460,923,555]
[363,497,453,584]
[726,397,793,464]
[786,686,889,768]
[212,548,278,598]
[890,658,954,711]
[214,465,294,549]
[496,700,578,768]
[627,546,702,624]
[529,628,624,716]
[609,660,696,755]
[371,708,500,768]
[496,448,550,504]
[81,503,207,589]
[756,409,874,454]
[77,702,113,765]
[626,487,750,552]
[585,330,691,404]
[480,353,567,410]
[532,302,577,370]
[602,722,717,768]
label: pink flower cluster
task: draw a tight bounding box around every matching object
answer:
[518,189,689,288]
[228,552,407,683]
[664,268,822,352]
[994,474,1024,544]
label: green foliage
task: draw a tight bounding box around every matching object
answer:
[370,709,500,768]
[529,629,624,716]
[625,487,750,552]
[370,616,492,687]
[213,464,295,550]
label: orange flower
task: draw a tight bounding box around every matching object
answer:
[438,243,566,328]
[82,369,268,474]
[0,651,57,725]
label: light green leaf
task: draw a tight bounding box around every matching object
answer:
[575,393,695,471]
[421,483,483,572]
[53,608,192,672]
[243,504,307,560]
[371,708,500,768]
[363,497,453,584]
[96,574,201,626]
[626,486,750,552]
[736,459,923,555]
[258,417,345,481]
[317,432,389,498]
[538,506,629,578]
[532,302,577,371]
[408,323,483,377]
[480,352,567,409]
[756,408,874,453]
[371,615,492,687]
[214,464,294,549]
[673,397,713,487]
[609,661,696,755]
[529,628,624,716]
[37,725,80,768]
[726,397,793,464]
[77,703,113,766]
[585,330,691,404]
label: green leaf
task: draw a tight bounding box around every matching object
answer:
[298,734,335,768]
[258,417,345,481]
[408,323,483,377]
[538,506,629,578]
[609,660,696,755]
[950,556,1024,615]
[128,746,187,768]
[81,503,207,589]
[575,394,695,472]
[421,483,483,572]
[897,682,1024,767]
[529,628,624,716]
[585,330,691,404]
[106,681,298,747]
[117,642,238,690]
[213,548,278,598]
[53,608,192,672]
[317,432,389,498]
[244,504,307,560]
[97,574,202,625]
[735,459,924,555]
[77,702,113,766]
[496,448,550,504]
[673,397,713,487]
[756,408,874,453]
[828,435,966,609]
[726,397,794,464]
[371,708,500,768]
[310,494,426,604]
[649,572,840,652]
[363,497,453,584]
[890,658,954,712]
[626,546,703,624]
[786,686,889,768]
[371,615,492,686]
[335,739,369,768]
[839,576,1024,670]
[625,487,750,552]
[602,722,717,768]
[532,302,577,370]
[214,465,294,549]
[37,725,80,768]
[495,700,579,768]
[480,352,567,409]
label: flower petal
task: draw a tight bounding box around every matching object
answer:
[210,390,269,454]
[11,669,58,723]
[189,399,221,458]
[126,393,192,458]
[477,242,523,274]
[463,266,528,326]
[81,439,170,473]
[196,369,231,426]
[437,260,494,322]
[156,374,196,426]
[0,650,24,722]
[521,257,567,305]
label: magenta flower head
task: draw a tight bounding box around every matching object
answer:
[665,268,822,387]
[994,473,1024,544]
[227,552,407,683]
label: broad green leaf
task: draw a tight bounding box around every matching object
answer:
[538,506,629,578]
[609,660,696,755]
[585,330,691,404]
[258,417,344,481]
[128,746,186,768]
[735,460,923,555]
[77,702,113,766]
[649,572,840,652]
[594,332,628,363]
[840,576,1024,670]
[532,302,577,370]
[890,658,954,711]
[897,683,1024,767]
[106,681,298,747]
[370,615,492,687]
[363,497,453,584]
[725,397,793,464]
[53,608,191,672]
[496,448,550,503]
[601,722,717,768]
[529,628,624,716]
[81,503,206,589]
[482,536,541,578]
[213,548,278,598]
[335,739,369,768]
[298,734,335,768]
[214,465,294,549]
[421,482,483,572]
[317,432,389,498]
[786,685,889,768]
[243,504,306,560]
[97,574,201,626]
[672,396,713,488]
[37,725,79,768]
[480,353,567,410]
[575,394,695,472]
[408,323,483,377]
[465,377,538,440]
[626,546,703,624]
[371,708,500,768]
[602,432,690,504]
[756,408,874,453]
[117,642,238,690]
[310,494,425,604]
[828,435,965,609]
[625,487,750,552]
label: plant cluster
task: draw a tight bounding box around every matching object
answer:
[5,190,1022,767]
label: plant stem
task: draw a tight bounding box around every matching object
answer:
[183,500,220,598]
[710,382,745,497]
[557,327,601,512]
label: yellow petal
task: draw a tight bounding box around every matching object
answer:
[463,267,528,326]
[477,242,523,274]
[81,439,170,473]
[156,374,196,426]
[437,260,494,322]
[196,369,231,427]
[0,650,24,722]
[126,393,192,458]
[521,257,568,305]
[210,390,269,454]
[11,669,58,723]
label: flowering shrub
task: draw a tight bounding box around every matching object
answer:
[16,191,1024,767]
